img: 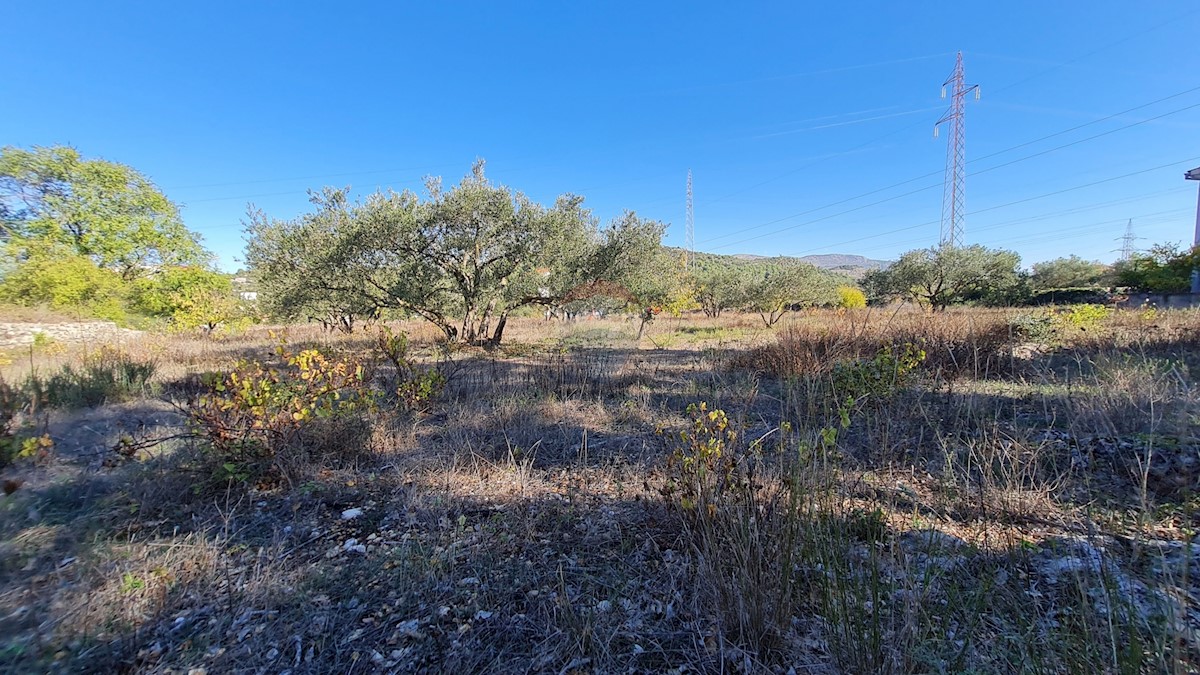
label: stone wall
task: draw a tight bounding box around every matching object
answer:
[0,322,143,348]
[1120,293,1200,309]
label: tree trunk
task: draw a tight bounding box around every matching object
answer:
[488,313,509,347]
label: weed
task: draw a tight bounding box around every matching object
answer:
[21,346,156,408]
[1010,310,1059,343]
[375,326,445,411]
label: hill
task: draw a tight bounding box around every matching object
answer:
[719,252,890,279]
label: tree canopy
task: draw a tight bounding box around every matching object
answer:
[245,161,665,345]
[1114,243,1200,294]
[1029,255,1109,290]
[692,261,753,318]
[863,244,1023,311]
[0,145,208,279]
[743,260,840,326]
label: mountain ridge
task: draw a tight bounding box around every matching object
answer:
[729,253,890,270]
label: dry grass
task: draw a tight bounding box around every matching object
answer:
[0,307,1198,673]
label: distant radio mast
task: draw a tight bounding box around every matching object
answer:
[686,169,695,269]
[934,52,980,248]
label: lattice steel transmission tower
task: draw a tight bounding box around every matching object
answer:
[686,169,695,269]
[1119,219,1138,262]
[934,52,979,248]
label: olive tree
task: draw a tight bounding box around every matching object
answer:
[743,261,839,326]
[243,194,381,332]
[693,261,753,317]
[1029,255,1109,290]
[246,161,664,345]
[865,244,1022,311]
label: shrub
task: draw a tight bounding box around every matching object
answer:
[664,402,748,514]
[374,327,445,411]
[187,341,377,484]
[0,377,20,469]
[1008,310,1059,343]
[0,376,52,470]
[1009,303,1112,345]
[836,285,867,309]
[0,250,129,322]
[22,347,156,408]
[1061,303,1111,330]
[830,343,925,403]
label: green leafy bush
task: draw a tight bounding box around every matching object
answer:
[1061,303,1111,330]
[1009,310,1059,343]
[831,343,925,402]
[836,285,867,309]
[188,340,377,483]
[0,249,129,322]
[1010,303,1111,344]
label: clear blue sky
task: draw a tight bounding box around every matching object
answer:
[4,1,1198,271]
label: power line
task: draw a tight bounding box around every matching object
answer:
[694,119,930,209]
[743,158,1198,257]
[702,96,1200,252]
[166,162,463,191]
[985,7,1200,97]
[699,84,1200,247]
[790,192,1191,259]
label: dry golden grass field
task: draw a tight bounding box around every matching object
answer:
[1,306,1199,673]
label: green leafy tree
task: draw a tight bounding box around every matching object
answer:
[693,261,753,317]
[743,261,839,326]
[246,161,665,345]
[131,266,242,330]
[132,266,231,316]
[0,244,127,320]
[242,196,382,332]
[169,286,244,332]
[1115,243,1200,293]
[1029,255,1109,290]
[0,145,208,279]
[866,244,1023,311]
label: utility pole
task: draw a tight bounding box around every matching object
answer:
[1187,166,1200,293]
[934,52,980,248]
[686,169,695,269]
